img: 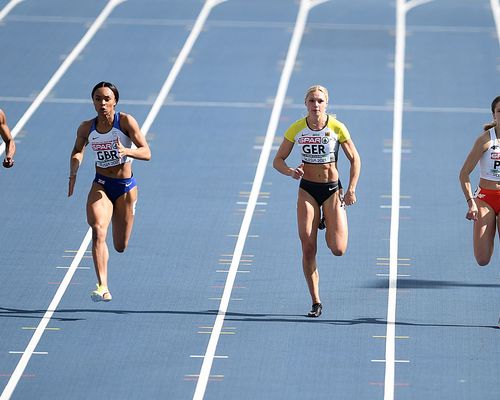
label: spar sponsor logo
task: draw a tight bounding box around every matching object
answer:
[92,138,121,165]
[91,140,117,152]
[298,136,321,145]
[491,151,500,170]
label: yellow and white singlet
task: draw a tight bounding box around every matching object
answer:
[284,114,350,164]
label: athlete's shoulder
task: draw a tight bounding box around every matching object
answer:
[79,118,94,131]
[117,112,140,136]
[287,117,308,131]
[284,118,307,141]
[327,115,350,141]
[476,129,494,149]
[478,128,495,142]
[327,114,345,128]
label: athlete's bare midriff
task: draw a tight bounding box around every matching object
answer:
[302,162,339,183]
[96,162,132,179]
[479,177,500,190]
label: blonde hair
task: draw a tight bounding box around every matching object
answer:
[304,85,329,104]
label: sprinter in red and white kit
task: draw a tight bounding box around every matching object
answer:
[460,96,500,267]
[68,82,151,302]
[460,96,500,327]
[273,85,361,317]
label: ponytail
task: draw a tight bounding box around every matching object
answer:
[483,121,497,131]
[483,96,500,131]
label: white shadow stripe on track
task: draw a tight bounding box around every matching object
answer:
[191,1,331,399]
[0,0,126,158]
[0,0,22,22]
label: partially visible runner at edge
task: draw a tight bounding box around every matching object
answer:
[0,109,16,168]
[459,95,500,326]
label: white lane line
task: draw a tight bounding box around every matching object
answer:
[384,1,433,400]
[492,0,500,47]
[384,0,406,396]
[0,2,126,399]
[0,96,492,114]
[0,229,92,400]
[140,0,228,136]
[0,0,220,397]
[191,1,330,399]
[406,0,433,9]
[0,0,22,22]
[0,0,126,158]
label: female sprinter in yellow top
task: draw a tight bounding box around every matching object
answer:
[68,82,151,302]
[273,85,361,317]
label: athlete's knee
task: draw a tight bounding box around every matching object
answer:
[332,248,345,257]
[90,224,107,243]
[113,236,129,253]
[327,241,346,256]
[113,242,127,253]
[326,238,346,256]
[475,256,491,267]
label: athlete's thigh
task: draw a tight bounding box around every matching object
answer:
[297,188,320,243]
[474,200,496,252]
[112,186,138,242]
[322,192,347,244]
[86,183,113,227]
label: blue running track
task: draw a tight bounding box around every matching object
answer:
[0,1,499,399]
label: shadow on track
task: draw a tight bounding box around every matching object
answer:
[1,307,497,330]
[365,278,500,289]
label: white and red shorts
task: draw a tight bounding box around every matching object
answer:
[474,187,500,214]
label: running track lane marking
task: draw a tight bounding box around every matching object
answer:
[0,0,220,398]
[192,1,331,399]
[492,0,500,47]
[0,0,126,158]
[0,0,22,21]
[0,229,93,400]
[384,1,433,400]
[0,95,492,114]
[0,2,125,398]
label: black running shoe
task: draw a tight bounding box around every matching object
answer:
[307,303,322,318]
[318,217,326,230]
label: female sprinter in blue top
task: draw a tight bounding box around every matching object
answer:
[68,82,151,302]
[273,85,361,317]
